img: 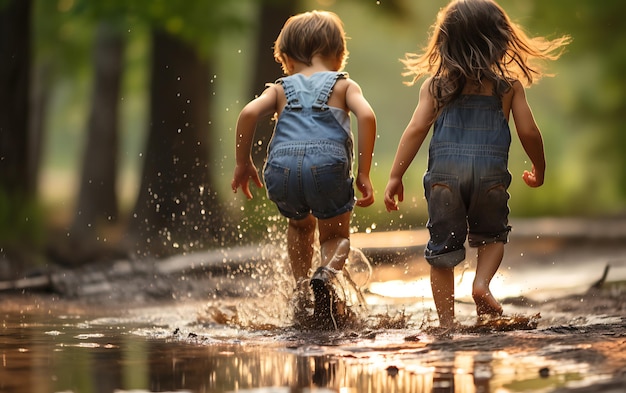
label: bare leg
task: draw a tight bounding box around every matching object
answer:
[287,215,316,281]
[318,211,351,271]
[309,211,352,327]
[430,266,455,328]
[473,242,504,318]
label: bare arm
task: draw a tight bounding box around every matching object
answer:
[231,85,279,199]
[510,81,546,187]
[345,79,377,207]
[384,78,436,211]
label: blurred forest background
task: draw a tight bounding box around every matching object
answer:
[0,0,624,278]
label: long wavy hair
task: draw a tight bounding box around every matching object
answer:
[402,0,571,110]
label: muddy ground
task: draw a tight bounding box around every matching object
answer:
[1,217,625,392]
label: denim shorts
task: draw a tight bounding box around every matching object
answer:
[423,157,512,268]
[263,141,355,220]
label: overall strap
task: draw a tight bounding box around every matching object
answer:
[274,78,303,109]
[312,72,348,110]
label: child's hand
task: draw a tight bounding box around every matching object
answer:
[522,165,544,188]
[231,163,263,199]
[355,173,374,207]
[384,178,404,212]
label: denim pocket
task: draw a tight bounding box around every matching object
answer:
[478,174,511,206]
[311,162,348,196]
[468,174,511,240]
[424,172,461,216]
[264,162,290,203]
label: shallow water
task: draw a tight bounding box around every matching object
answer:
[2,226,626,393]
[1,291,624,393]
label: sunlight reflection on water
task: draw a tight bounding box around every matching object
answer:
[368,271,525,301]
[0,285,622,393]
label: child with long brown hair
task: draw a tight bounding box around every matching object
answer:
[384,0,570,328]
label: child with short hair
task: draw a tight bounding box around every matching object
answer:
[232,11,376,327]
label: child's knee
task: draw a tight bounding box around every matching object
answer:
[289,215,316,231]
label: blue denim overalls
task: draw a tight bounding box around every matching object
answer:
[263,71,355,220]
[424,95,512,268]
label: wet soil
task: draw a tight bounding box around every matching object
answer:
[1,283,625,393]
[1,217,626,392]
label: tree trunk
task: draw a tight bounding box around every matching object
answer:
[0,0,32,197]
[28,62,51,196]
[127,30,218,259]
[72,22,124,235]
[250,2,297,168]
[41,22,127,267]
[0,0,37,278]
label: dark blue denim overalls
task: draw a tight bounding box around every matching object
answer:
[424,95,512,268]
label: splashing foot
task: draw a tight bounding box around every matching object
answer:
[310,266,345,330]
[474,290,503,321]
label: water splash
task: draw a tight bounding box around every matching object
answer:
[200,243,377,331]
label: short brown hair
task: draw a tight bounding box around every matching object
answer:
[274,10,349,74]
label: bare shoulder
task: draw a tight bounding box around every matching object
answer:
[240,82,285,118]
[501,80,525,117]
[336,76,361,93]
[329,76,361,111]
[261,82,286,114]
[262,82,283,97]
[416,77,437,110]
[421,76,434,90]
[512,79,526,94]
[504,79,526,99]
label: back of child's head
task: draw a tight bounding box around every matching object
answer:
[402,0,570,108]
[436,0,511,74]
[274,10,348,74]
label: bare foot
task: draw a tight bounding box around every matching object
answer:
[473,291,503,319]
[438,317,457,330]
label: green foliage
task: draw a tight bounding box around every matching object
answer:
[524,0,626,209]
[70,0,252,56]
[33,0,96,80]
[0,189,45,251]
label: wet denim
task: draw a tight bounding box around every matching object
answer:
[424,95,512,268]
[264,72,355,220]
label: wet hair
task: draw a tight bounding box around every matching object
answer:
[402,0,571,110]
[274,10,349,74]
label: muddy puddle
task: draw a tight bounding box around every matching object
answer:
[2,221,626,393]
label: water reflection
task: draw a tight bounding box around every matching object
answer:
[0,307,608,393]
[368,271,526,301]
[2,229,625,393]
